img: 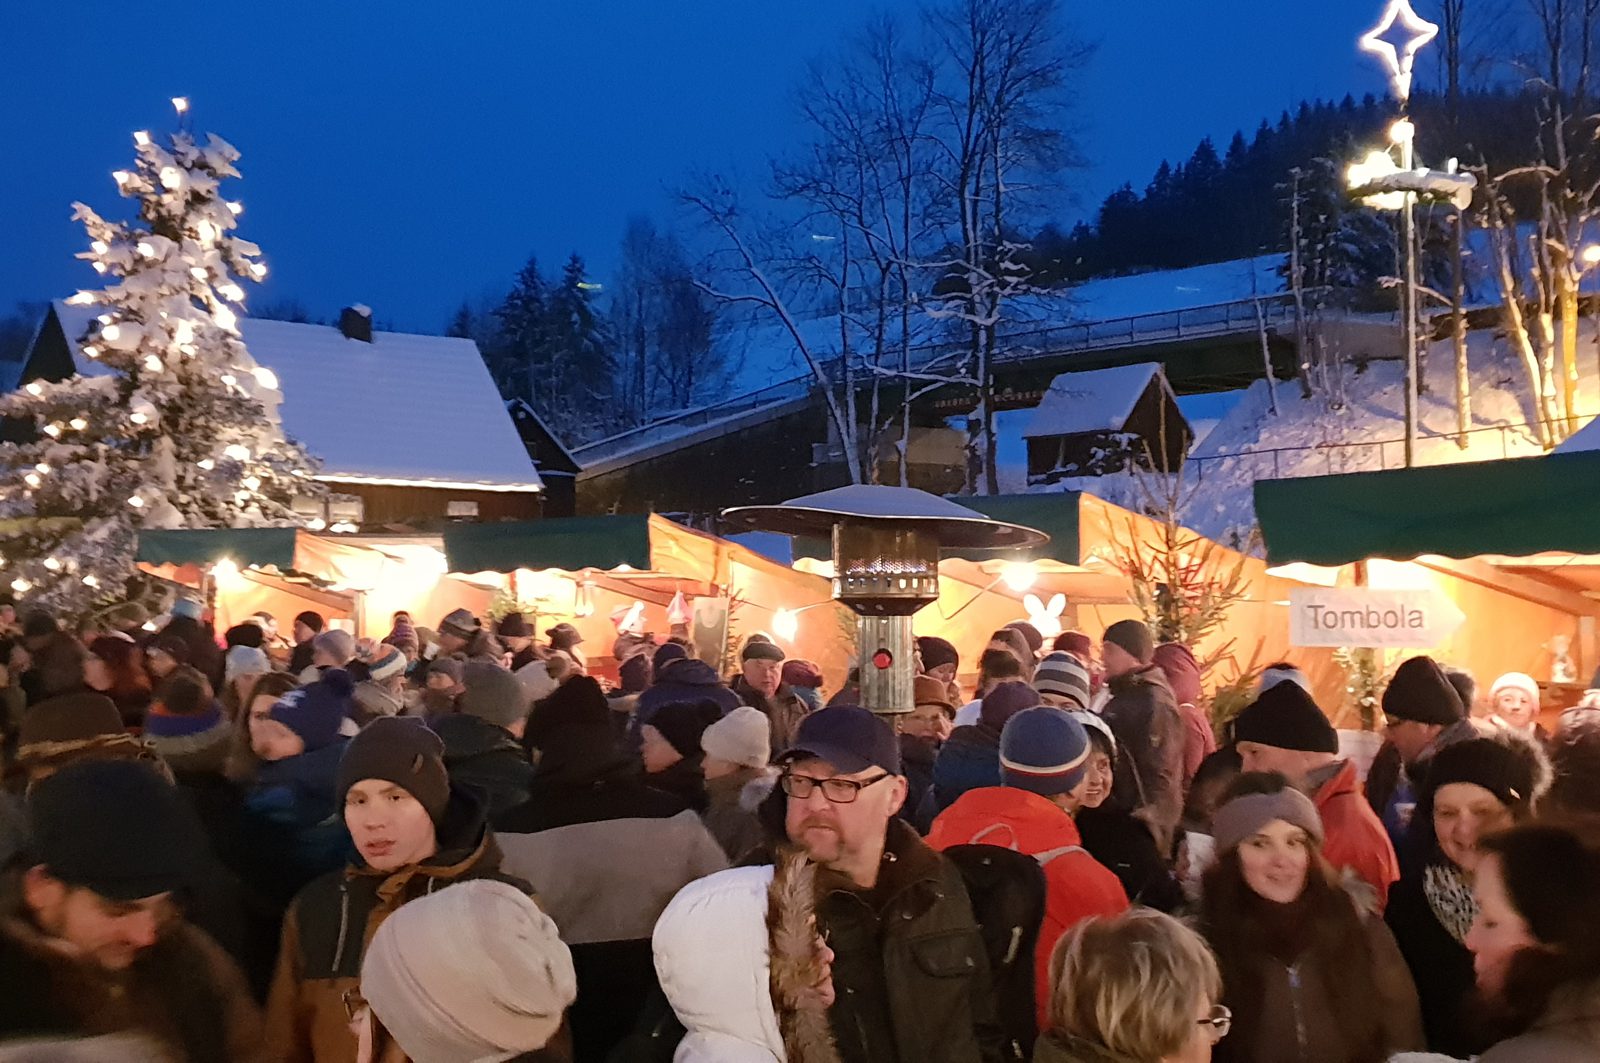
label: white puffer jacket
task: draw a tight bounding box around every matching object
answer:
[653,866,787,1063]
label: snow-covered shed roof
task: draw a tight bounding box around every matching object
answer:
[49,302,542,492]
[1023,363,1172,440]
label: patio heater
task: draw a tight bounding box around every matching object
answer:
[723,486,1047,717]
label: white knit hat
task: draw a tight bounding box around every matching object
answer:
[1258,663,1312,696]
[361,880,576,1063]
[1490,672,1540,705]
[700,705,770,769]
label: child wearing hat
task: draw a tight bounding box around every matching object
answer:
[927,706,1129,1030]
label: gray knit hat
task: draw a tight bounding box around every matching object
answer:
[1033,652,1091,710]
[1212,787,1325,855]
[459,663,531,730]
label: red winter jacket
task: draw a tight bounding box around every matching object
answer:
[927,787,1129,1030]
[1316,758,1400,910]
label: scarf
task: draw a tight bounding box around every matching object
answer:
[1424,861,1478,945]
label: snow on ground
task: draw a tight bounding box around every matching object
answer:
[1010,324,1600,550]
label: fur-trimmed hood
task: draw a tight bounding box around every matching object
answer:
[654,852,840,1063]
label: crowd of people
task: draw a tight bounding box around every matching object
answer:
[0,598,1599,1063]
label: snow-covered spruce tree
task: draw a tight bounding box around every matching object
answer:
[0,106,316,617]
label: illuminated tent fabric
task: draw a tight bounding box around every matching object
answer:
[1253,452,1600,566]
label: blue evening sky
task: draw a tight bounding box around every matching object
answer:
[2,2,1394,333]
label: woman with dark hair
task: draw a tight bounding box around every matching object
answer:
[1200,772,1422,1062]
[1466,823,1600,1059]
[84,635,153,728]
[1384,734,1550,1058]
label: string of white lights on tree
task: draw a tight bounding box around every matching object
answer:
[0,97,317,616]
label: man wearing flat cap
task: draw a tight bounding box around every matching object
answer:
[730,634,811,751]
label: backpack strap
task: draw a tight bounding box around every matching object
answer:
[1033,844,1085,868]
[967,822,1022,850]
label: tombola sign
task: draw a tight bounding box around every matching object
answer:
[1289,587,1466,649]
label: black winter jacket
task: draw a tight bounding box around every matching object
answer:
[432,712,535,816]
[816,819,1005,1063]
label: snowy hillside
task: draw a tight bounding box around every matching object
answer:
[1010,325,1600,549]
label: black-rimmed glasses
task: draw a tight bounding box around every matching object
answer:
[781,771,890,804]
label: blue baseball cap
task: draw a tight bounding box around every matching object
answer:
[778,706,901,775]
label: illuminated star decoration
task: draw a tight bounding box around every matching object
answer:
[1359,0,1439,101]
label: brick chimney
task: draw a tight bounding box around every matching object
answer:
[338,304,373,343]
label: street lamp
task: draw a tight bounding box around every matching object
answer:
[724,486,1046,717]
[1356,0,1444,468]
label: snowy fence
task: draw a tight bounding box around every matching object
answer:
[1189,419,1548,482]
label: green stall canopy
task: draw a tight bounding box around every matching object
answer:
[1253,451,1600,566]
[947,493,1081,565]
[137,528,302,569]
[442,515,654,574]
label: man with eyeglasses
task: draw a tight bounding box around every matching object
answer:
[777,706,1003,1063]
[0,759,269,1060]
[1364,655,1477,857]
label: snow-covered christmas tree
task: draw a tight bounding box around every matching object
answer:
[0,99,317,618]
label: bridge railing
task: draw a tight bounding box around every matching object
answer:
[577,293,1307,468]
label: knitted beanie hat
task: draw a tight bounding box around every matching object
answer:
[1033,652,1091,710]
[1424,735,1548,812]
[312,629,355,664]
[1490,672,1540,706]
[1213,786,1325,855]
[269,669,354,752]
[700,705,771,769]
[458,663,530,730]
[1258,663,1313,696]
[1102,620,1154,664]
[999,707,1091,797]
[916,636,959,672]
[336,717,450,826]
[366,644,408,684]
[362,879,576,1062]
[29,760,204,901]
[1383,656,1466,726]
[224,645,270,685]
[1232,680,1338,754]
[1052,631,1093,661]
[652,641,689,674]
[781,659,824,690]
[1005,621,1045,656]
[648,700,725,759]
[979,680,1040,733]
[383,616,419,656]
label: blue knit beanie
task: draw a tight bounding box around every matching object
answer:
[999,707,1091,798]
[270,668,354,752]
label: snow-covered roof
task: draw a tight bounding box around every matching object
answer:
[1023,363,1169,439]
[1556,416,1600,454]
[49,302,542,492]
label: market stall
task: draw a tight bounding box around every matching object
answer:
[1254,451,1600,724]
[440,513,848,685]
